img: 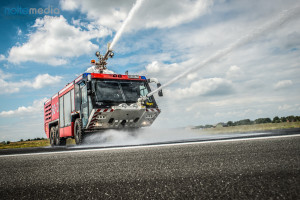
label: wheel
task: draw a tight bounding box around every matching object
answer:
[74,118,85,145]
[55,126,66,146]
[50,127,56,147]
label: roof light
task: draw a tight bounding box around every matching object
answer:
[128,75,139,79]
[91,60,95,64]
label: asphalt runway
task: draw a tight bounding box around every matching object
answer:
[0,130,299,199]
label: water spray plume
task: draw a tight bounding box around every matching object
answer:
[110,0,145,50]
[147,6,300,97]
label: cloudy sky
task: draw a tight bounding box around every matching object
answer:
[0,0,299,141]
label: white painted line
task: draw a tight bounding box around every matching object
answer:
[52,93,58,99]
[75,75,83,83]
[0,134,299,158]
[59,82,74,94]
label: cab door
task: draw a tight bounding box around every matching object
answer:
[80,82,89,128]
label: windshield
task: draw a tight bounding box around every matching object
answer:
[95,81,124,102]
[95,80,151,103]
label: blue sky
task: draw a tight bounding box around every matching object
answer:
[0,0,299,141]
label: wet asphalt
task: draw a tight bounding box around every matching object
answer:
[0,133,299,199]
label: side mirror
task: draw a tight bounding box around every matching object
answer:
[157,83,163,97]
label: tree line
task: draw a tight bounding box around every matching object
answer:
[195,115,300,129]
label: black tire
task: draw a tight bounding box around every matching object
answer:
[55,126,66,146]
[50,127,56,147]
[74,118,85,145]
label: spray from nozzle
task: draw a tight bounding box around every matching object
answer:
[147,6,300,97]
[109,0,145,51]
[93,0,145,73]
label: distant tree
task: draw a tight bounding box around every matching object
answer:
[272,116,280,123]
[227,121,234,126]
[295,116,300,122]
[235,119,253,126]
[281,117,287,122]
[20,139,23,142]
[266,118,272,123]
[195,125,204,129]
[6,141,10,144]
[255,118,271,124]
[286,115,295,122]
[204,124,213,128]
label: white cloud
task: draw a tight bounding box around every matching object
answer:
[278,104,292,111]
[187,73,198,80]
[0,69,11,79]
[274,80,293,90]
[26,74,63,89]
[145,61,161,73]
[226,65,242,79]
[144,61,182,83]
[144,59,197,81]
[17,27,22,36]
[0,70,62,94]
[0,98,46,117]
[60,0,213,31]
[167,78,233,99]
[8,15,111,66]
[277,104,300,111]
[134,0,213,29]
[0,54,5,61]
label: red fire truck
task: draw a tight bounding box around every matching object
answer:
[44,50,163,146]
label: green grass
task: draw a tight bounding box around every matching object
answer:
[0,138,76,149]
[195,122,300,134]
[0,139,50,149]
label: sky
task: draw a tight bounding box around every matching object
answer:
[0,0,299,141]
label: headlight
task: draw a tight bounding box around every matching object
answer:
[141,121,150,126]
[95,122,103,127]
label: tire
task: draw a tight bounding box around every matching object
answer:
[50,127,56,147]
[55,126,66,146]
[74,118,85,145]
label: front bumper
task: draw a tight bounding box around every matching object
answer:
[85,107,161,130]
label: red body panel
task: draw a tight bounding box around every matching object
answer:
[45,122,50,138]
[51,95,59,121]
[44,100,52,138]
[60,126,73,137]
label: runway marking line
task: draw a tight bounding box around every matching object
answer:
[0,134,299,158]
